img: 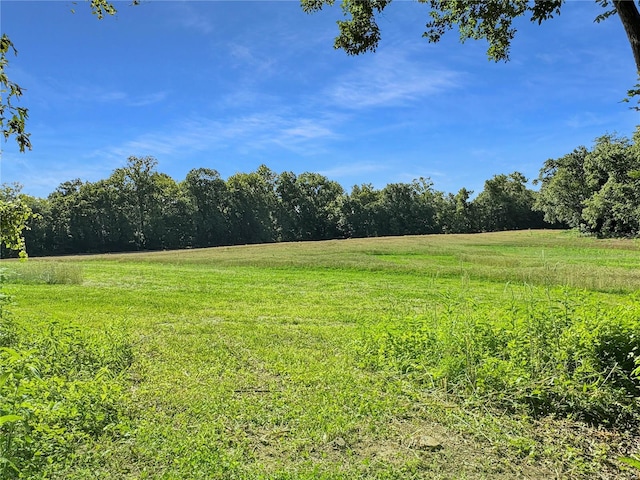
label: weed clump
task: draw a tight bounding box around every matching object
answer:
[4,261,84,285]
[0,285,132,479]
[357,287,640,429]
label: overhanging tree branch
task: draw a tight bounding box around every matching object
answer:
[613,0,640,73]
[0,35,31,152]
[1,0,132,153]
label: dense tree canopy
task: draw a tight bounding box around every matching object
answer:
[475,172,546,232]
[8,126,640,258]
[2,2,639,254]
[0,156,554,258]
[535,128,640,237]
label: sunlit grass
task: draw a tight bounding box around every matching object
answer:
[61,229,640,292]
[3,261,83,285]
[3,230,639,478]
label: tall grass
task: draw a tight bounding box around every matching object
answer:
[356,285,640,428]
[3,261,83,285]
[85,230,640,292]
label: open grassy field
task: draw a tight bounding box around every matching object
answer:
[2,230,639,479]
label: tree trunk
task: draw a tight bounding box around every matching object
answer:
[614,1,640,73]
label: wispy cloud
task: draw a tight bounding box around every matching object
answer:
[95,111,341,162]
[566,111,611,129]
[20,70,168,109]
[70,86,168,108]
[228,43,276,73]
[280,120,335,141]
[172,2,214,34]
[92,90,127,102]
[65,88,167,107]
[127,91,168,107]
[325,49,461,109]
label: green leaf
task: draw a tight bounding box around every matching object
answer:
[0,414,23,426]
[0,371,10,388]
[619,456,640,470]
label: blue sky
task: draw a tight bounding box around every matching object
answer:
[1,0,638,199]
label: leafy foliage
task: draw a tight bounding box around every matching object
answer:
[0,184,34,258]
[357,288,640,428]
[302,0,640,104]
[302,0,564,59]
[0,35,31,152]
[474,172,546,231]
[276,171,344,241]
[183,168,229,248]
[12,160,550,257]
[0,299,132,478]
[535,128,640,237]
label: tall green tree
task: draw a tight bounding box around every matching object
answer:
[0,183,34,258]
[183,168,229,247]
[536,129,640,236]
[474,172,544,231]
[21,195,52,256]
[581,132,640,236]
[111,156,161,249]
[226,166,278,245]
[295,172,345,240]
[276,172,345,241]
[339,183,383,238]
[534,147,591,229]
[25,161,196,255]
[80,178,135,252]
[377,178,439,236]
[145,173,193,250]
[437,187,477,234]
[451,187,476,233]
[274,171,301,241]
[45,179,85,254]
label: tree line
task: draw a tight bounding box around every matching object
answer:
[3,127,639,258]
[3,157,547,257]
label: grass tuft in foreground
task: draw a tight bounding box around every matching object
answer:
[0,284,132,479]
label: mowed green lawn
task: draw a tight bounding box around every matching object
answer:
[5,230,640,479]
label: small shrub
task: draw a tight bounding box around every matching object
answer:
[0,316,132,478]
